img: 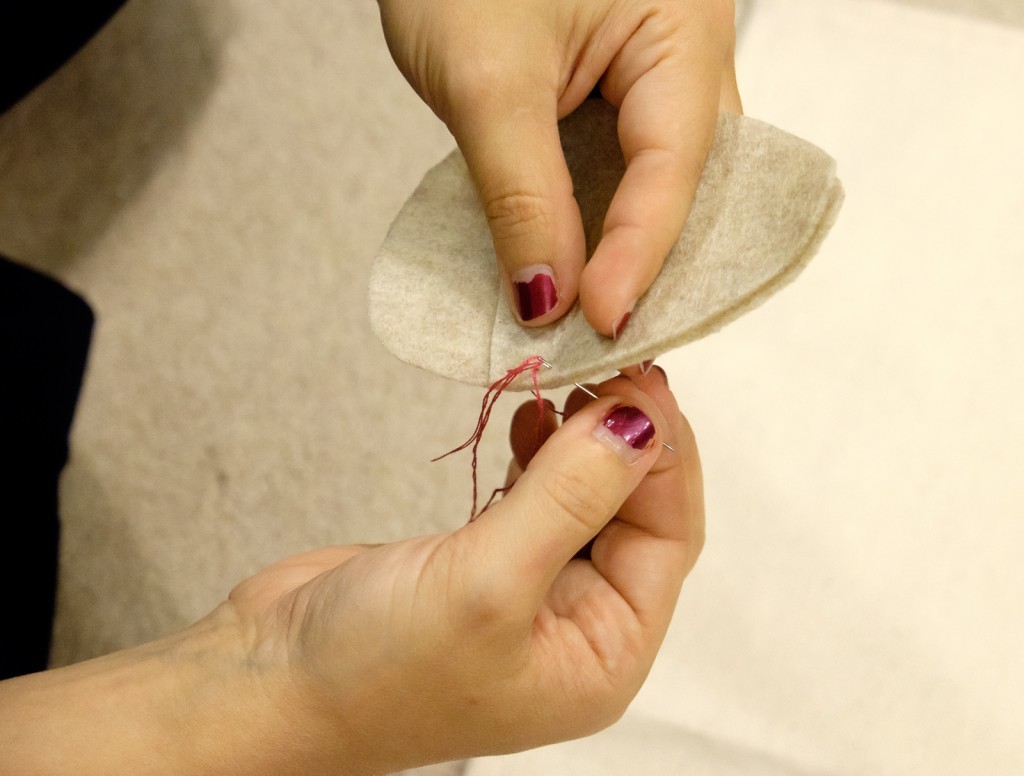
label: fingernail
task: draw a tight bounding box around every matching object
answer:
[615,362,649,383]
[652,365,668,385]
[611,300,637,341]
[513,265,558,322]
[640,359,654,376]
[593,404,656,464]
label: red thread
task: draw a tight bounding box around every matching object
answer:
[433,355,546,521]
[478,484,514,516]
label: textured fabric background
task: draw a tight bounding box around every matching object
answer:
[1,1,1021,774]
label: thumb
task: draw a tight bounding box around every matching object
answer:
[474,394,663,605]
[451,98,586,326]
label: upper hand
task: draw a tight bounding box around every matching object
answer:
[378,0,742,336]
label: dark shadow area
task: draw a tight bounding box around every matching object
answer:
[0,257,93,678]
[0,0,226,273]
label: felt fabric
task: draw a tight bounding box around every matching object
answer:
[881,0,1024,27]
[466,712,815,776]
[370,100,843,390]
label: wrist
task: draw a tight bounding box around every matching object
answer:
[0,603,360,775]
[151,602,365,775]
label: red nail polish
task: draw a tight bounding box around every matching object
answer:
[612,300,637,340]
[612,312,631,340]
[513,267,558,322]
[593,404,656,464]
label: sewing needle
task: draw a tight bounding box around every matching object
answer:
[537,358,676,452]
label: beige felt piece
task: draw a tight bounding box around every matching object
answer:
[369,100,844,390]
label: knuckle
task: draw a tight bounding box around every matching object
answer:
[482,189,556,241]
[645,0,736,58]
[443,53,510,120]
[536,461,608,535]
[667,0,736,30]
[694,0,738,36]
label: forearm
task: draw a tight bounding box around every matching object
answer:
[0,605,356,776]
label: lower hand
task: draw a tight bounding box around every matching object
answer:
[1,369,703,775]
[225,368,704,773]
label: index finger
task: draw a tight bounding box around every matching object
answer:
[580,5,739,336]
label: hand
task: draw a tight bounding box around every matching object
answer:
[378,0,743,336]
[0,370,703,775]
[229,368,704,773]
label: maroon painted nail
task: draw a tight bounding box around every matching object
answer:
[612,313,631,340]
[611,300,637,340]
[513,266,558,322]
[593,405,656,464]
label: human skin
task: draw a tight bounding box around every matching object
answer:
[378,0,743,336]
[0,370,703,774]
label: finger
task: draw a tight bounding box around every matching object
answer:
[563,383,600,421]
[581,4,736,336]
[589,369,705,633]
[450,93,586,327]
[476,390,666,608]
[509,398,559,470]
[617,360,656,382]
[504,458,523,489]
[720,54,743,114]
